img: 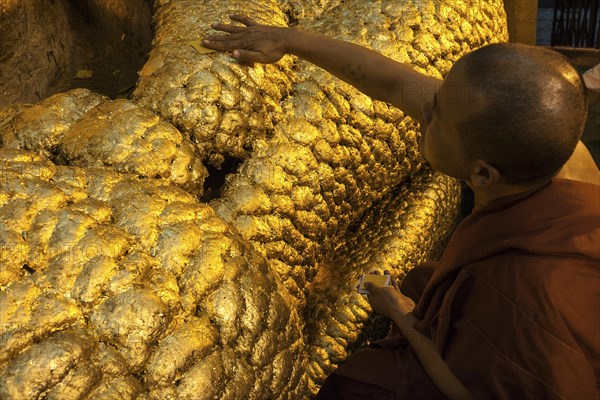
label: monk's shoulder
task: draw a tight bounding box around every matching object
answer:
[462,252,599,304]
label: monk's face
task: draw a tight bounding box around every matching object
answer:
[419,61,485,180]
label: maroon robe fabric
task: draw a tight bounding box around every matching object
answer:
[327,179,599,399]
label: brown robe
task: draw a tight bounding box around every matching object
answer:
[330,179,600,399]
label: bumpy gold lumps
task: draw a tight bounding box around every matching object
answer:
[0,91,208,195]
[211,0,508,301]
[0,89,106,157]
[57,99,207,195]
[304,169,461,394]
[134,0,295,167]
[0,149,303,399]
[277,0,344,20]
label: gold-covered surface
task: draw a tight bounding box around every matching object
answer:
[0,89,107,157]
[0,0,507,398]
[134,0,295,167]
[1,95,208,195]
[211,70,422,301]
[0,150,304,399]
[212,0,507,301]
[304,169,461,394]
[277,0,343,20]
[57,99,208,195]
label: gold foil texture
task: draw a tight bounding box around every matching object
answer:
[0,93,208,196]
[212,0,507,302]
[134,0,295,167]
[0,89,107,157]
[304,169,461,394]
[0,150,303,399]
[57,99,207,195]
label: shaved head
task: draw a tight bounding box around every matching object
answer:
[450,43,586,183]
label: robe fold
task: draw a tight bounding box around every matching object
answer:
[331,179,599,399]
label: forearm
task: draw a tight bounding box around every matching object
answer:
[283,27,439,121]
[393,312,473,400]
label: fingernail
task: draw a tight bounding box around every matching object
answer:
[233,50,240,58]
[204,39,210,44]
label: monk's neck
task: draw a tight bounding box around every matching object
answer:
[468,179,551,208]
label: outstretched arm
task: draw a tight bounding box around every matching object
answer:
[203,14,441,125]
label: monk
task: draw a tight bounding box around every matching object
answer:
[204,15,600,399]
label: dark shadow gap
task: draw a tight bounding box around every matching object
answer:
[201,156,244,203]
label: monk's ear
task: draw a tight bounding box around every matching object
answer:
[469,160,500,188]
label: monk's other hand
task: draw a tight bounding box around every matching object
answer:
[365,273,415,321]
[203,14,288,64]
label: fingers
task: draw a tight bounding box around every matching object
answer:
[229,14,257,26]
[364,282,377,298]
[233,49,264,65]
[210,22,246,34]
[202,38,230,51]
[203,37,247,52]
[364,282,384,294]
[201,38,269,65]
[384,270,400,290]
[204,31,245,43]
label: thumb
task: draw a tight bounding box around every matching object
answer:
[364,282,379,293]
[232,49,263,64]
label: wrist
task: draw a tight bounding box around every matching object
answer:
[392,310,416,332]
[281,26,300,55]
[392,303,414,320]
